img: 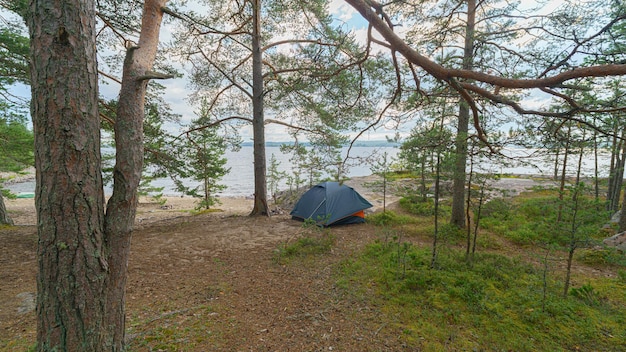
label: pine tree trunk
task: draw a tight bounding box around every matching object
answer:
[606,129,621,211]
[250,0,269,216]
[0,193,13,225]
[103,0,167,348]
[29,0,167,349]
[553,147,560,181]
[29,0,108,349]
[557,125,571,223]
[450,0,476,229]
[607,144,624,213]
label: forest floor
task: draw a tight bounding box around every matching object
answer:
[1,175,618,351]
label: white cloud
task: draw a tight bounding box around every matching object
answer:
[328,0,358,22]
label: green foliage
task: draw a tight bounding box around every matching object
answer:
[618,270,626,283]
[338,241,626,350]
[399,194,450,217]
[0,25,30,89]
[172,117,230,210]
[479,186,609,247]
[570,283,601,306]
[576,248,626,267]
[478,197,512,221]
[274,232,335,265]
[0,108,33,173]
[366,210,415,227]
[0,14,32,194]
[99,96,185,199]
[280,141,346,189]
[267,153,287,202]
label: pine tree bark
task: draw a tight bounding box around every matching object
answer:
[29,0,167,349]
[250,0,269,216]
[0,193,14,225]
[29,0,108,349]
[102,0,168,347]
[450,0,476,229]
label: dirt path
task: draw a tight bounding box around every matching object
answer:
[0,175,592,351]
[0,210,404,350]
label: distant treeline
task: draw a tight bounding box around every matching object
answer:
[240,141,400,148]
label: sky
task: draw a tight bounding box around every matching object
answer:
[152,0,389,143]
[5,0,586,142]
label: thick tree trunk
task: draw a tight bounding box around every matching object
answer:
[250,0,269,216]
[0,193,13,225]
[103,0,167,348]
[28,0,108,349]
[450,0,476,229]
[29,0,166,349]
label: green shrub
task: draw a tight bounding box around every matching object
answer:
[337,243,626,351]
[505,225,541,245]
[367,210,414,226]
[618,270,626,283]
[478,198,511,220]
[274,233,335,264]
[438,223,465,244]
[399,195,435,215]
[570,283,600,306]
[399,195,451,217]
[577,248,626,267]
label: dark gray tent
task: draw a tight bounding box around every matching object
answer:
[290,181,373,226]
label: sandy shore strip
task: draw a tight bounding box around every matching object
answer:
[3,174,559,227]
[4,195,255,227]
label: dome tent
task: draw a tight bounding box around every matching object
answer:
[290,181,373,226]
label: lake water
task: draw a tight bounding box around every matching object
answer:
[2,146,613,197]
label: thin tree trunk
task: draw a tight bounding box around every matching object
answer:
[430,152,441,270]
[103,2,167,348]
[420,157,427,201]
[0,193,13,225]
[612,139,626,214]
[250,0,269,216]
[619,181,626,233]
[607,127,620,211]
[465,151,474,257]
[618,134,626,232]
[553,147,560,181]
[472,179,486,255]
[557,124,571,222]
[563,243,575,298]
[574,129,585,185]
[450,0,476,229]
[593,130,599,201]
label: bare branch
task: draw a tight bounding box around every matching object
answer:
[175,116,320,141]
[136,71,175,81]
[345,0,626,89]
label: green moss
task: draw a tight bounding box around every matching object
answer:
[337,241,626,351]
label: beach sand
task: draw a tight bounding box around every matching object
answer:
[4,175,395,226]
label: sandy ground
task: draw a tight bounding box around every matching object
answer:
[1,175,574,351]
[3,174,398,227]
